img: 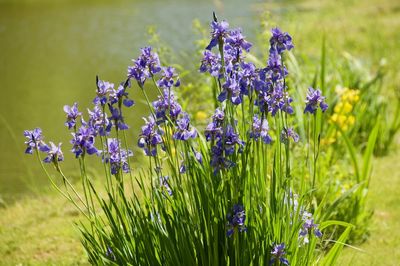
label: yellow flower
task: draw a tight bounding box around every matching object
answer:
[195,111,208,122]
[321,137,336,146]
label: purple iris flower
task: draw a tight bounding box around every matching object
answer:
[299,211,322,244]
[108,104,129,130]
[103,138,133,175]
[205,108,225,141]
[226,204,247,237]
[127,46,161,86]
[199,50,221,77]
[138,116,164,156]
[87,105,111,136]
[280,127,299,144]
[63,103,82,129]
[157,67,180,89]
[173,113,197,141]
[42,142,64,164]
[270,243,289,265]
[206,20,229,50]
[238,61,257,95]
[219,72,242,105]
[224,124,244,155]
[224,28,252,59]
[209,124,243,174]
[152,89,182,124]
[270,27,294,54]
[250,115,272,144]
[94,79,113,106]
[192,148,203,165]
[304,87,328,114]
[70,124,98,158]
[265,49,288,82]
[24,128,48,154]
[210,144,234,174]
[109,82,135,108]
[160,176,172,196]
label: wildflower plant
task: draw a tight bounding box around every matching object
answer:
[25,13,354,265]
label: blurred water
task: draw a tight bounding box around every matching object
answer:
[0,0,263,200]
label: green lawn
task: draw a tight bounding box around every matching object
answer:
[339,143,400,265]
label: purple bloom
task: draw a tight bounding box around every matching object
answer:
[63,103,82,129]
[206,20,229,50]
[109,82,135,108]
[280,127,299,144]
[70,124,98,158]
[94,79,113,106]
[224,124,244,155]
[193,148,203,165]
[238,61,257,95]
[224,28,252,59]
[108,104,129,130]
[152,89,182,124]
[219,72,242,105]
[270,27,294,54]
[138,116,164,156]
[199,50,221,77]
[42,142,64,164]
[270,243,289,265]
[265,49,288,82]
[210,144,234,174]
[103,138,133,175]
[304,87,328,114]
[173,113,197,141]
[249,115,272,144]
[160,176,172,196]
[205,108,224,141]
[226,204,247,237]
[23,128,47,154]
[299,211,322,244]
[127,47,161,86]
[157,67,180,89]
[106,246,115,261]
[210,124,244,174]
[87,105,111,136]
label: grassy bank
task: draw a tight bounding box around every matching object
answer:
[1,143,399,265]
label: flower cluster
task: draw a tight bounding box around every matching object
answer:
[160,176,172,196]
[64,103,82,129]
[280,127,299,144]
[94,79,113,106]
[304,87,328,114]
[173,113,197,141]
[70,124,99,158]
[138,116,164,156]
[201,20,296,119]
[299,211,322,244]
[127,46,161,86]
[24,128,47,154]
[226,204,247,237]
[330,87,359,131]
[42,142,64,164]
[102,138,133,175]
[24,128,64,166]
[153,88,182,124]
[157,66,180,89]
[270,243,289,265]
[249,114,272,144]
[205,108,244,173]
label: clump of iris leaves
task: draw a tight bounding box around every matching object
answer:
[24,14,367,265]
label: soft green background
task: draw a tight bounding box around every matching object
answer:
[0,0,261,200]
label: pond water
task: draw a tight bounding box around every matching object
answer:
[0,0,264,200]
